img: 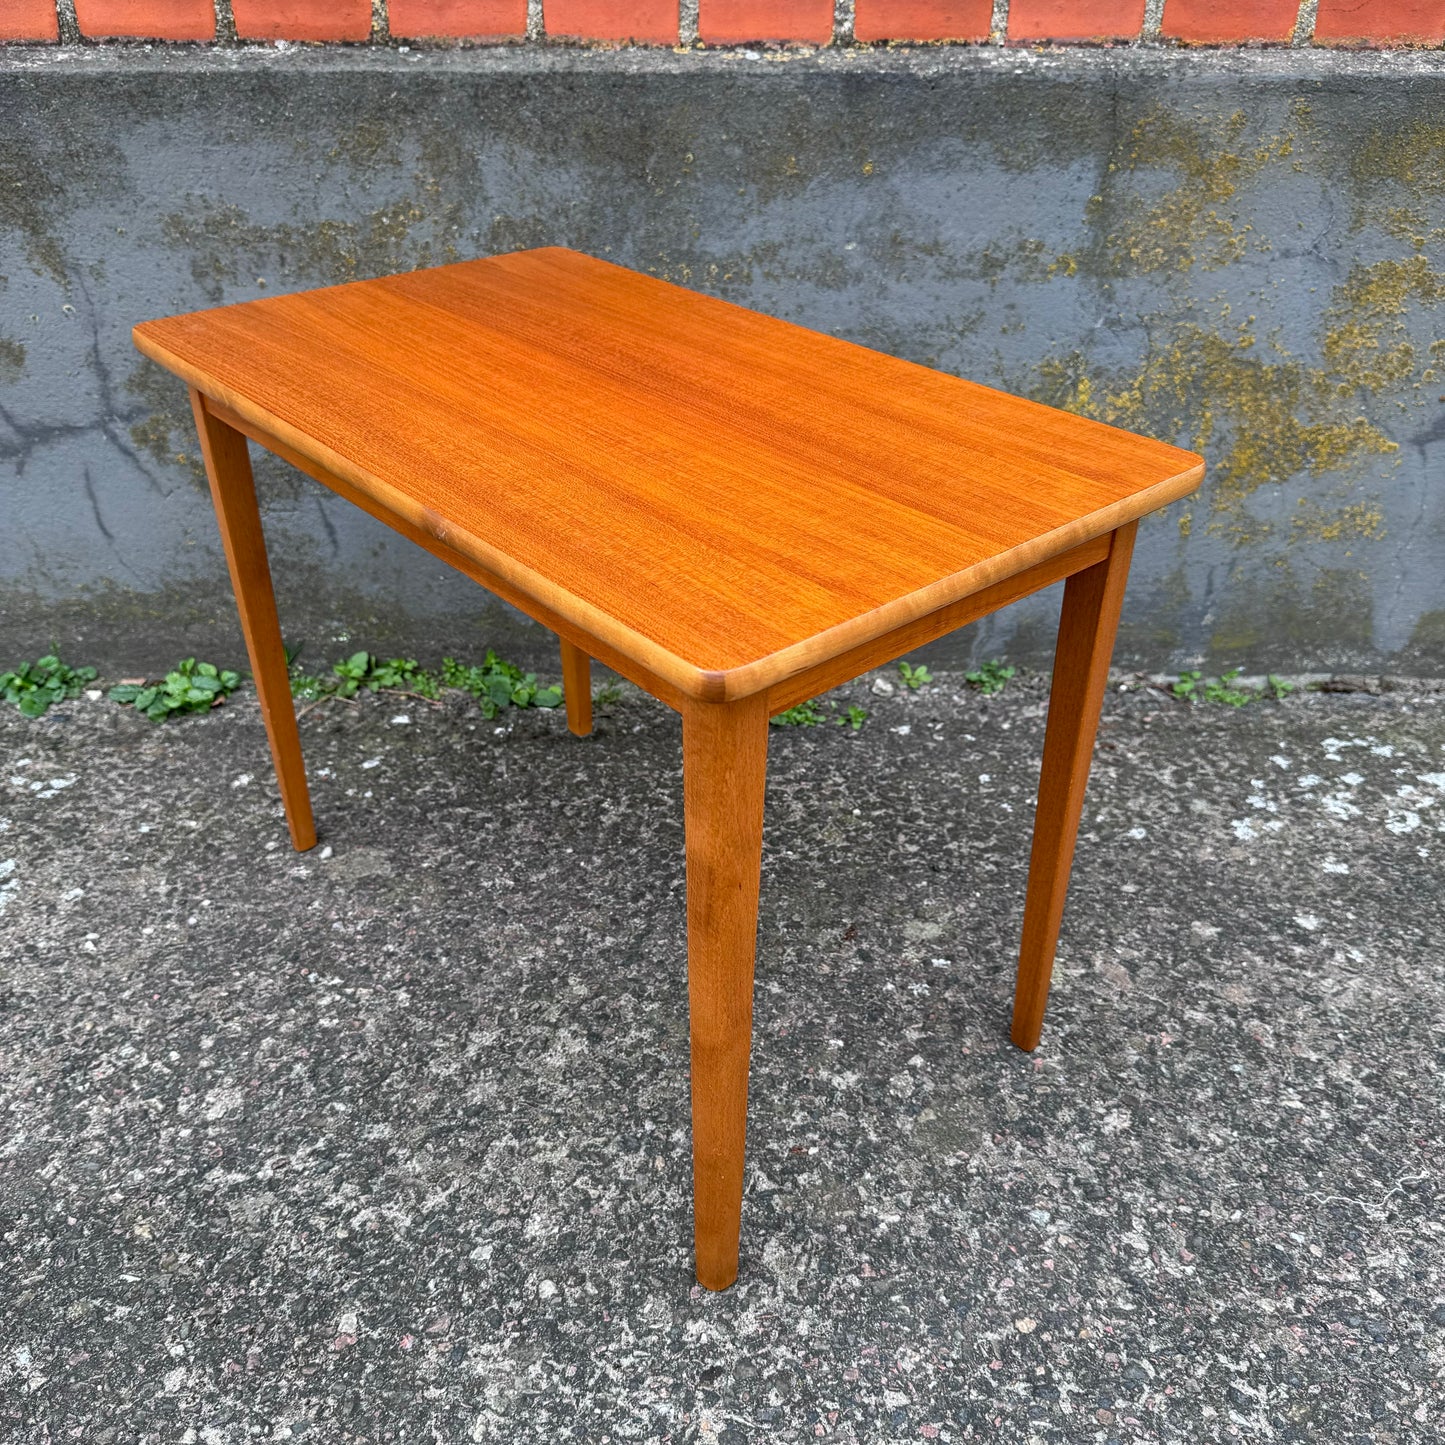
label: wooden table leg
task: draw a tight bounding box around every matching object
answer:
[1011,521,1137,1051]
[682,693,769,1290]
[560,638,592,737]
[189,388,316,853]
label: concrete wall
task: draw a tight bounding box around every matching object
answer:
[2,44,1443,676]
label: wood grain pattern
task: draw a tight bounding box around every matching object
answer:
[135,248,1202,702]
[683,693,770,1290]
[1010,522,1137,1052]
[190,390,316,853]
[560,638,592,737]
[201,397,691,714]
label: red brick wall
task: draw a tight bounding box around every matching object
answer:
[3,0,1442,46]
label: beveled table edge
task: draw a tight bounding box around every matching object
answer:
[134,322,1204,704]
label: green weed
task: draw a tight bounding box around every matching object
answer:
[441,653,562,718]
[321,651,444,701]
[966,659,1016,696]
[772,698,868,731]
[1,653,98,718]
[289,648,560,719]
[1170,668,1285,707]
[771,699,827,727]
[110,658,241,722]
[897,661,933,690]
[1202,668,1253,707]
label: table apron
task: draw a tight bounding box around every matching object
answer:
[762,534,1111,716]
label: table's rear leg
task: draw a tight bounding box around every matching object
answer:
[560,638,592,737]
[1011,521,1137,1051]
[682,694,769,1290]
[189,388,316,853]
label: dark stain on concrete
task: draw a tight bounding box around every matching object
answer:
[1210,564,1376,671]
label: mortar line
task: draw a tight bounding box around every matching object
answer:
[214,0,236,43]
[680,0,699,47]
[55,0,80,45]
[989,0,1009,46]
[833,0,853,47]
[372,0,390,43]
[528,0,544,42]
[1293,0,1318,46]
[1141,0,1164,44]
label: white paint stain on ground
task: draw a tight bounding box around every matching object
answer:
[10,773,77,799]
[1229,734,1445,851]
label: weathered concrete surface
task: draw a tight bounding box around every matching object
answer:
[1,668,1442,1440]
[1,45,1444,677]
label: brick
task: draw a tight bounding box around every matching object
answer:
[0,0,59,41]
[544,0,679,42]
[1162,0,1299,43]
[390,0,527,38]
[231,0,372,41]
[1008,0,1146,42]
[73,0,215,39]
[699,0,835,44]
[1315,0,1445,45]
[854,0,992,42]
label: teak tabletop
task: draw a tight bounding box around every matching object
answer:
[135,247,1203,1290]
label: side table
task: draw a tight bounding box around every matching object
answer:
[135,248,1203,1289]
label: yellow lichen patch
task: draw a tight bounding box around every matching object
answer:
[324,120,401,171]
[161,196,460,298]
[1380,205,1443,249]
[1350,122,1445,201]
[1290,500,1387,545]
[1322,255,1445,394]
[1086,108,1294,275]
[1031,322,1397,540]
[1347,122,1445,245]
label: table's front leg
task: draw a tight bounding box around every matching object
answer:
[1011,521,1137,1051]
[189,388,316,853]
[681,693,769,1290]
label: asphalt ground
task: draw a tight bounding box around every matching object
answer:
[2,670,1442,1442]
